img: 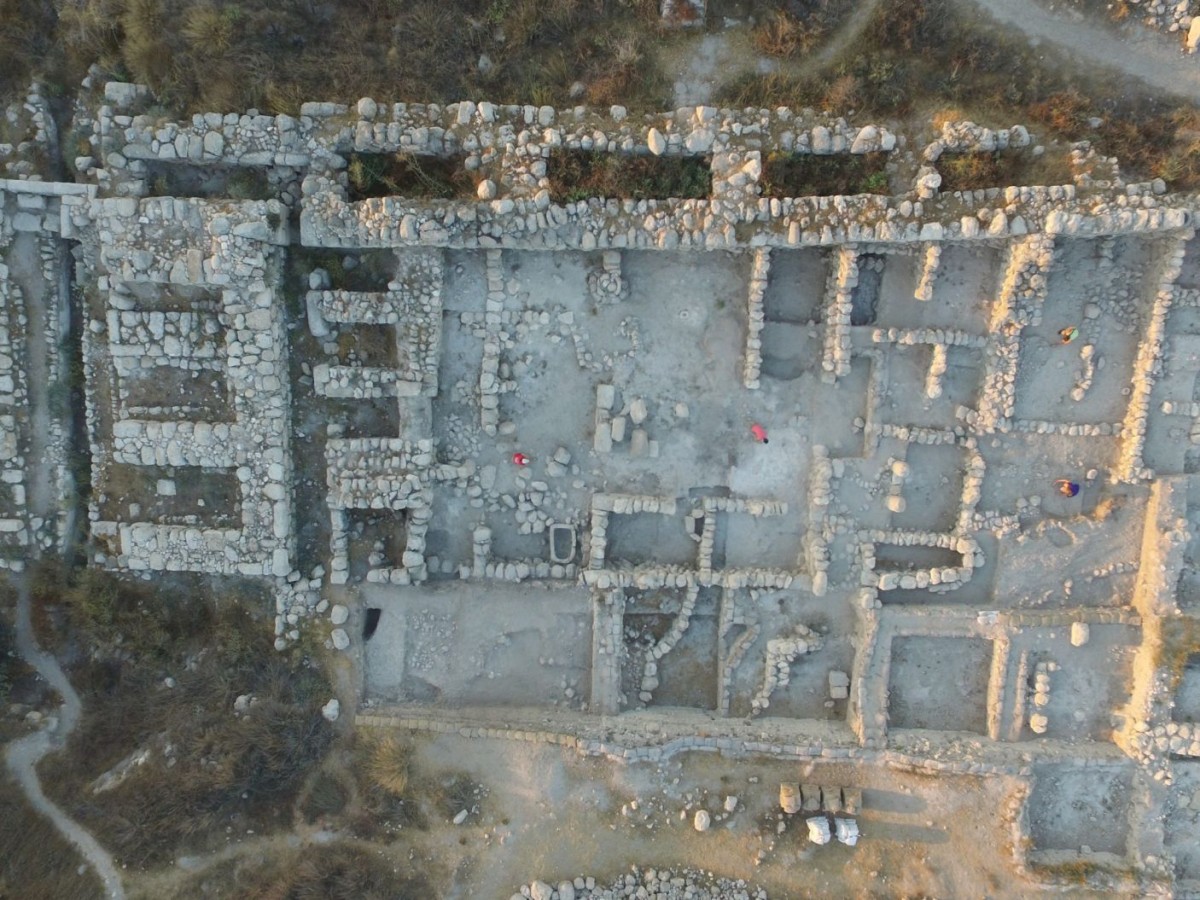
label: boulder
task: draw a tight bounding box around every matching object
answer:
[807,816,832,845]
[780,782,801,814]
[647,128,667,156]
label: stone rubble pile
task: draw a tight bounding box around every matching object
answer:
[742,247,769,388]
[1028,660,1058,735]
[514,868,767,900]
[587,250,626,305]
[924,121,1031,161]
[821,247,858,382]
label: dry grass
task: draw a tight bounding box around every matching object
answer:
[937,149,1075,192]
[717,0,1200,190]
[1155,615,1200,689]
[762,151,889,196]
[346,152,478,201]
[750,0,855,59]
[753,9,825,58]
[167,840,431,900]
[363,733,411,797]
[0,775,105,899]
[0,0,58,97]
[43,0,668,115]
[547,149,712,202]
[35,569,335,870]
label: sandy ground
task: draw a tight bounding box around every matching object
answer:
[402,732,1029,900]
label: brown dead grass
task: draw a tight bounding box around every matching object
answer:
[35,569,335,870]
[717,0,1200,190]
[46,0,669,115]
[166,840,431,900]
[0,775,105,899]
[937,149,1075,192]
[0,0,58,97]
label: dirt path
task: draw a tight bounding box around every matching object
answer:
[963,0,1200,101]
[664,0,886,107]
[5,575,126,899]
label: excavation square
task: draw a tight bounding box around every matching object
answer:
[726,589,857,720]
[759,321,821,382]
[851,251,919,327]
[992,506,1144,609]
[363,581,592,709]
[977,432,1120,516]
[297,249,399,292]
[334,324,399,369]
[1013,626,1137,742]
[344,508,408,582]
[621,588,720,710]
[720,507,807,571]
[762,248,828,323]
[892,443,968,532]
[875,344,984,432]
[1027,763,1132,855]
[605,510,697,567]
[1175,654,1200,723]
[1164,763,1200,881]
[120,367,232,421]
[143,161,271,200]
[887,636,992,734]
[324,397,401,439]
[918,243,1002,333]
[98,464,239,527]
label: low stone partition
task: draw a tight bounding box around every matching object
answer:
[820,247,857,382]
[1116,231,1191,482]
[861,530,982,592]
[742,247,769,389]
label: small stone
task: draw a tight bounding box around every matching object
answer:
[321,698,340,721]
